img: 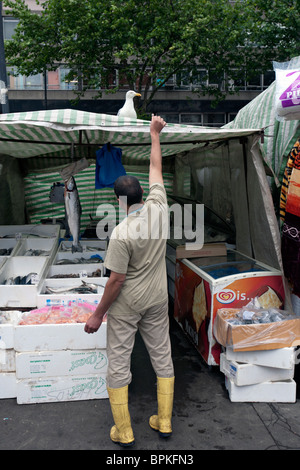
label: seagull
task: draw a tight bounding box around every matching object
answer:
[117,90,141,119]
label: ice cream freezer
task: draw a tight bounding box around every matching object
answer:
[173,249,285,366]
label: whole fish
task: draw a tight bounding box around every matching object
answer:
[64,176,83,253]
[3,272,38,285]
[45,282,97,294]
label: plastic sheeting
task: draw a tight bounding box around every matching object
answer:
[214,307,300,352]
[224,55,300,188]
[172,135,282,271]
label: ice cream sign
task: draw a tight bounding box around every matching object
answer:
[216,289,246,304]
[215,281,283,310]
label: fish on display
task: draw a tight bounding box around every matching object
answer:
[56,255,103,265]
[60,242,101,252]
[45,283,97,295]
[24,249,50,256]
[3,272,38,285]
[64,176,83,254]
[44,280,106,295]
[0,248,13,256]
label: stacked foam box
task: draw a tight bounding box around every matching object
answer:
[0,311,108,404]
[0,311,22,399]
[220,347,297,402]
[14,316,108,404]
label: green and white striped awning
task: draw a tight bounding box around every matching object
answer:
[0,108,263,164]
[0,108,265,231]
[224,55,300,186]
[24,165,175,231]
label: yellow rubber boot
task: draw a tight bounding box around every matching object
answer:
[149,376,175,438]
[107,385,135,447]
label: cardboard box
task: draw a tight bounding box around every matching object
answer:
[0,349,15,372]
[225,346,296,369]
[16,373,108,404]
[14,321,107,352]
[0,372,16,399]
[176,243,227,259]
[220,353,294,386]
[16,349,108,378]
[225,377,296,403]
[214,309,300,352]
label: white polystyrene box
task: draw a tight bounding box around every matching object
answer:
[46,263,105,279]
[14,321,107,352]
[54,250,106,265]
[220,353,294,386]
[59,239,107,252]
[36,277,107,307]
[0,323,14,350]
[0,238,21,257]
[225,346,296,369]
[16,349,108,379]
[0,349,16,372]
[0,372,17,399]
[16,373,108,404]
[13,237,58,265]
[0,311,23,349]
[0,224,61,239]
[0,256,49,308]
[225,377,296,403]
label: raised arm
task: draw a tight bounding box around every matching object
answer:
[149,115,166,186]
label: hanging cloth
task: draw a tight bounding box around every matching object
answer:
[281,138,300,296]
[280,139,300,221]
[95,143,126,189]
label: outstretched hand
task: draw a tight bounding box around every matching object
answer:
[150,115,166,135]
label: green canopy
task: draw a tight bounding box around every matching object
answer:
[0,108,262,164]
[0,108,283,273]
[224,56,300,187]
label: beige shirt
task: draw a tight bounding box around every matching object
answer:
[104,183,168,315]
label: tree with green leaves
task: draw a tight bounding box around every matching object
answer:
[3,0,300,115]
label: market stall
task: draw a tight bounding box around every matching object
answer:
[0,108,290,403]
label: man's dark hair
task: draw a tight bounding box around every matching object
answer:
[114,175,143,207]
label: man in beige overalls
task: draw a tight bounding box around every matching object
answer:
[85,115,175,447]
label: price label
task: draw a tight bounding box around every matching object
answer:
[30,274,40,285]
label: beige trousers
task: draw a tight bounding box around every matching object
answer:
[106,299,174,388]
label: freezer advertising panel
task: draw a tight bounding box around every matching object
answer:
[174,258,285,366]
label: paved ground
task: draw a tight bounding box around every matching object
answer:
[1,313,300,454]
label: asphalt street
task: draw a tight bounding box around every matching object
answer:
[1,311,300,454]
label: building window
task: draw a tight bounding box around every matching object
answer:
[3,17,18,40]
[160,114,180,124]
[203,113,226,127]
[59,66,78,90]
[181,114,203,125]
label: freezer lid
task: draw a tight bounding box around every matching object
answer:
[186,250,274,279]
